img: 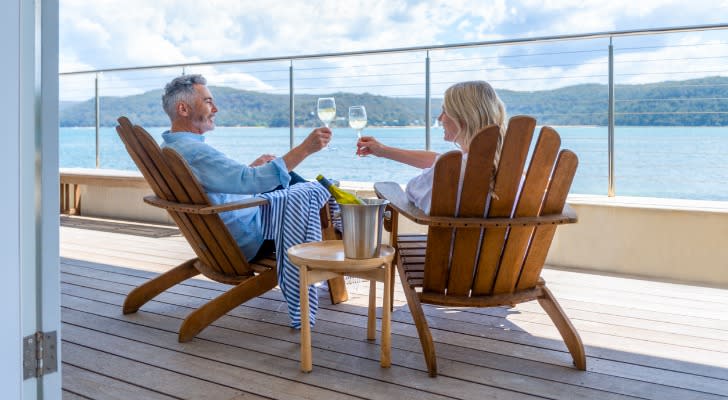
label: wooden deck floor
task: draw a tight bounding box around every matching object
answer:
[59,216,728,400]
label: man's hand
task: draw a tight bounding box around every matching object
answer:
[249,154,276,167]
[281,127,332,171]
[300,127,332,154]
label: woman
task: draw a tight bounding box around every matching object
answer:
[356,80,507,214]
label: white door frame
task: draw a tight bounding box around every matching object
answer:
[1,0,60,398]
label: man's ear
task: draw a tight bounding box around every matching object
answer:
[176,101,189,117]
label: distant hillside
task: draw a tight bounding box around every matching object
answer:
[59,101,81,111]
[60,76,728,127]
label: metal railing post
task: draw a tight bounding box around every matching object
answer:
[425,51,431,151]
[94,73,100,168]
[289,61,294,149]
[608,37,615,197]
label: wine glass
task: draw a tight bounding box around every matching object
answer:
[350,105,368,157]
[317,97,336,150]
[317,97,336,128]
[348,105,367,138]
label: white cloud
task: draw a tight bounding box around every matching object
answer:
[509,0,724,36]
[195,69,274,92]
[59,0,726,101]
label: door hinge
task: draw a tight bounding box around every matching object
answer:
[23,331,58,380]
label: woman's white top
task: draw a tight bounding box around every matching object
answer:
[406,151,468,215]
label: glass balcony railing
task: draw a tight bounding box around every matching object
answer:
[59,23,728,201]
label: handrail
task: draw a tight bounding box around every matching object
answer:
[59,23,728,75]
[59,23,728,199]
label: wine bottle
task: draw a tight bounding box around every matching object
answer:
[316,174,365,205]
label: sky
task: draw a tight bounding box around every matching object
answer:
[59,0,728,101]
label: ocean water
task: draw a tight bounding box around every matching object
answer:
[59,125,728,201]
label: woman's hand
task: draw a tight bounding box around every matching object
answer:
[357,136,439,168]
[356,135,384,157]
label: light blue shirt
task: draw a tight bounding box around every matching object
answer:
[161,131,291,260]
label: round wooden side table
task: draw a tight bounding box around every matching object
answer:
[287,240,395,373]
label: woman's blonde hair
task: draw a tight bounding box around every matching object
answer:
[443,80,507,158]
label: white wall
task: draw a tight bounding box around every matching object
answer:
[547,195,728,287]
[80,186,175,224]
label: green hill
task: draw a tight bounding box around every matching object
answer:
[60,76,728,127]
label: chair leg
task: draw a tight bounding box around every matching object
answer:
[389,260,396,312]
[123,258,199,314]
[538,285,587,370]
[320,204,349,305]
[396,263,438,377]
[299,264,313,372]
[178,267,278,342]
[327,276,349,304]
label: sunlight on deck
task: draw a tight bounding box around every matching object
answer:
[59,216,728,400]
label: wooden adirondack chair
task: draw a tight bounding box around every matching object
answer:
[374,115,585,377]
[116,116,347,342]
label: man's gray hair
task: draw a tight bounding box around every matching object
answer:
[162,74,207,119]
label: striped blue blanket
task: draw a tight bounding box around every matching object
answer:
[259,182,338,328]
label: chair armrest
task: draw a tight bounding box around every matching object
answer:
[143,195,269,215]
[374,181,578,228]
[374,181,428,222]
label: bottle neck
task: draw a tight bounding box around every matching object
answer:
[316,175,333,189]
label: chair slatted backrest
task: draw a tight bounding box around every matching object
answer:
[446,126,500,296]
[472,116,536,295]
[161,148,253,277]
[116,117,253,278]
[424,115,578,297]
[516,146,578,290]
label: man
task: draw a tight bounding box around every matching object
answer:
[161,74,332,261]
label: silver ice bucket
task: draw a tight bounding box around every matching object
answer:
[339,198,389,259]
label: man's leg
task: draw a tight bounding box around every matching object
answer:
[249,239,276,262]
[288,171,307,185]
[267,171,308,193]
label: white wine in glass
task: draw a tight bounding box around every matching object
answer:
[348,105,367,138]
[317,97,336,128]
[317,97,336,150]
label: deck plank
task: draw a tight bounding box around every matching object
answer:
[61,263,728,369]
[63,319,363,400]
[62,290,543,400]
[59,222,728,400]
[61,262,726,399]
[62,305,480,400]
[61,362,201,400]
[62,389,94,400]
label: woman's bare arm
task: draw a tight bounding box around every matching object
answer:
[357,136,438,169]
